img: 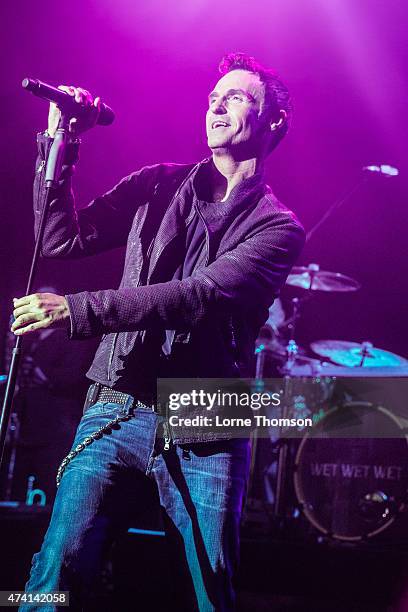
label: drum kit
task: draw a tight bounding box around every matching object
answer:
[248,263,408,543]
[260,262,408,375]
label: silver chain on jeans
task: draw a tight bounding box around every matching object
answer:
[56,413,132,487]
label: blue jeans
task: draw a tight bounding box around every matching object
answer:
[20,398,250,612]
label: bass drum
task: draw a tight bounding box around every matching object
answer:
[294,402,408,541]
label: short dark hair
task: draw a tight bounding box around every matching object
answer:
[218,52,292,151]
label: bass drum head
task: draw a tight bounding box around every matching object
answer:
[294,402,408,541]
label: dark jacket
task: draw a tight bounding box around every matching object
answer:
[34,133,305,440]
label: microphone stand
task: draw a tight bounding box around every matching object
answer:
[0,113,74,475]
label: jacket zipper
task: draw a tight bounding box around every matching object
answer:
[107,333,118,382]
[107,274,144,381]
[106,235,161,381]
[35,160,46,214]
[162,203,209,450]
[146,163,204,284]
[229,315,240,372]
[163,420,171,451]
[146,236,155,259]
[198,205,238,369]
[196,204,210,266]
[37,160,45,174]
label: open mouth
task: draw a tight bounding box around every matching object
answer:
[212,121,230,129]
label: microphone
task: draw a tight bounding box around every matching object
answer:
[362,164,399,177]
[22,77,115,126]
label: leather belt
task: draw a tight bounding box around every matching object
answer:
[89,383,156,411]
[97,386,132,406]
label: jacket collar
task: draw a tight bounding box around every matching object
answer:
[146,158,265,280]
[192,157,266,222]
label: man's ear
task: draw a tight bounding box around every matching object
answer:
[270,109,287,132]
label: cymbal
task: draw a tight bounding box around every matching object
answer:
[311,340,408,368]
[286,265,361,292]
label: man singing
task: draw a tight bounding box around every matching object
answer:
[13,53,304,611]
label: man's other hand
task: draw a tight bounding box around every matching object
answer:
[11,293,70,336]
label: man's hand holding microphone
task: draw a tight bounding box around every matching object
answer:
[47,85,101,137]
[12,83,103,336]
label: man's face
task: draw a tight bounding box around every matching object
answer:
[206,69,267,154]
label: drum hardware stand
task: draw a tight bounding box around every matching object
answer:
[273,293,321,524]
[272,278,345,525]
[0,113,75,478]
[358,341,374,367]
[273,294,304,523]
[280,290,313,338]
[243,344,268,526]
[274,347,298,522]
